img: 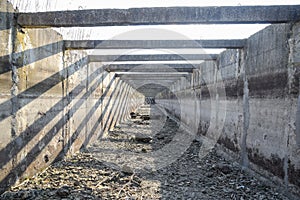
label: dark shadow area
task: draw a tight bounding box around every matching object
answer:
[0,12,14,31]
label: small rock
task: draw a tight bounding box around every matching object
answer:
[144,165,153,172]
[223,188,235,193]
[157,135,165,140]
[141,115,150,120]
[201,189,207,194]
[134,134,152,143]
[215,163,232,174]
[74,180,80,186]
[56,186,70,197]
[121,165,134,174]
[130,112,137,119]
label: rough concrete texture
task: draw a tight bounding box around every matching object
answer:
[157,22,300,188]
[17,6,300,27]
[0,0,14,150]
[64,39,246,49]
[0,23,67,193]
[105,64,195,73]
[89,54,217,62]
[0,0,144,193]
[13,27,65,186]
[0,0,15,194]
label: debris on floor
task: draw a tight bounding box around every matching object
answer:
[1,105,298,200]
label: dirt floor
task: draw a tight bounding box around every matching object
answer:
[1,105,299,200]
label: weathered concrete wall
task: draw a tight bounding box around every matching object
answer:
[244,24,296,185]
[157,22,300,188]
[13,27,65,184]
[0,0,15,193]
[0,0,144,193]
[0,14,68,191]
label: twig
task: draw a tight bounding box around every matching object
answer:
[95,172,117,188]
[117,173,135,198]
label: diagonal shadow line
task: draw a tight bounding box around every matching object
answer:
[60,77,120,155]
[105,83,130,131]
[110,83,131,128]
[0,60,104,171]
[65,74,118,150]
[101,81,128,134]
[0,41,64,75]
[114,84,131,126]
[119,85,135,123]
[88,78,123,141]
[101,82,126,133]
[82,80,127,147]
[115,87,130,124]
[17,72,115,174]
[84,78,125,144]
[122,90,132,122]
[0,70,113,189]
[0,56,88,123]
[80,79,123,149]
[102,81,125,132]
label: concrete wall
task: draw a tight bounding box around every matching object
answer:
[157,22,300,187]
[0,0,15,193]
[0,0,144,193]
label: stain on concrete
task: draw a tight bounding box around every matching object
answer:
[248,148,285,179]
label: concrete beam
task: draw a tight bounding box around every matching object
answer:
[89,54,217,62]
[18,6,300,27]
[119,77,184,80]
[119,77,186,81]
[104,64,197,72]
[116,72,189,76]
[64,39,246,49]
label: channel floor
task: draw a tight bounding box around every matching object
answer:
[1,105,297,200]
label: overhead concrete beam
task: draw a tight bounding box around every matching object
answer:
[64,39,246,49]
[115,72,189,77]
[123,80,177,90]
[18,6,300,27]
[119,77,183,80]
[104,64,197,72]
[124,79,177,82]
[89,54,217,62]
